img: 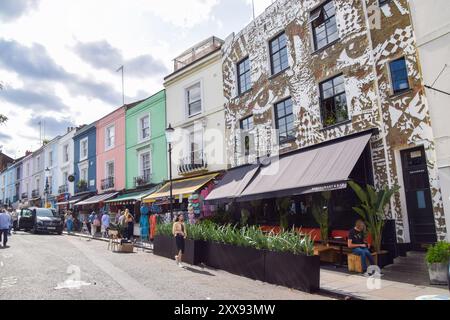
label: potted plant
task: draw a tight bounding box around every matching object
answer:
[426,241,450,285]
[77,180,88,191]
[349,181,399,268]
[312,192,331,245]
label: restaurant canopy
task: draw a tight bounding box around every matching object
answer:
[205,164,259,204]
[105,188,159,205]
[75,192,119,206]
[143,173,219,203]
[237,132,373,202]
[56,194,91,206]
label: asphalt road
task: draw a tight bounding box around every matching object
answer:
[0,232,331,300]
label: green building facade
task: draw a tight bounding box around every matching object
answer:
[126,90,167,190]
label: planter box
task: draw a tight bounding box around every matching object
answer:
[204,242,266,281]
[265,251,320,293]
[428,263,449,285]
[183,239,206,266]
[153,236,206,266]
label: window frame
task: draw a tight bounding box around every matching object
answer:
[105,160,115,179]
[237,57,252,95]
[63,144,69,163]
[105,124,116,151]
[274,97,295,144]
[185,82,203,118]
[319,74,349,128]
[269,32,289,76]
[388,56,410,95]
[138,149,152,179]
[137,113,151,143]
[80,137,89,161]
[310,0,339,52]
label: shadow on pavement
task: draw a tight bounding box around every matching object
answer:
[183,266,216,277]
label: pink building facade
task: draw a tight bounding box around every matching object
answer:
[96,106,126,194]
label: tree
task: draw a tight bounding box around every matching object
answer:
[312,192,331,244]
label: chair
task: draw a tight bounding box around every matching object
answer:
[107,229,121,252]
[348,253,378,273]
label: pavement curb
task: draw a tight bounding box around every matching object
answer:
[63,232,153,251]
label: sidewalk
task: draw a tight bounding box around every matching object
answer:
[321,269,450,300]
[64,231,153,251]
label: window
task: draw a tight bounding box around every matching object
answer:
[36,178,40,190]
[186,83,202,117]
[106,161,115,178]
[48,151,53,167]
[389,57,410,94]
[80,138,88,160]
[36,156,41,171]
[379,0,391,6]
[275,98,295,143]
[240,116,254,157]
[311,1,339,51]
[26,163,30,176]
[106,125,115,149]
[269,33,289,75]
[63,145,69,163]
[140,152,151,178]
[139,115,151,141]
[237,57,251,94]
[81,168,88,182]
[320,74,348,127]
[240,116,254,132]
[188,128,204,163]
[63,172,68,185]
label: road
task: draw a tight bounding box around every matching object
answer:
[0,232,331,300]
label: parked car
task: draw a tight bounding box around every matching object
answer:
[16,207,63,235]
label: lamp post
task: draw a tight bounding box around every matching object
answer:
[44,167,50,208]
[165,124,175,221]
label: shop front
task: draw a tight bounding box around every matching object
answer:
[143,173,219,224]
[74,192,119,224]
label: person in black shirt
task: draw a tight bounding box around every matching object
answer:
[348,220,375,275]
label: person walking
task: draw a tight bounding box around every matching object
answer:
[101,212,110,238]
[0,209,12,248]
[89,211,97,238]
[124,209,134,241]
[65,211,74,234]
[172,214,187,268]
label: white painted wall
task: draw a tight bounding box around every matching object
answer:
[165,50,227,179]
[410,0,450,240]
[57,129,76,196]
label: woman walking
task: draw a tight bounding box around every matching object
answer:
[124,209,134,241]
[172,214,187,268]
[65,211,74,234]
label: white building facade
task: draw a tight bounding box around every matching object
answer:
[57,128,77,198]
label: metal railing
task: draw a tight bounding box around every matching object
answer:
[134,173,152,188]
[58,184,68,194]
[101,177,115,190]
[178,151,208,175]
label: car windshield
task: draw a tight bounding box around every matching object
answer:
[35,209,58,218]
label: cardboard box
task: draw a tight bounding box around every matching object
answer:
[119,243,134,253]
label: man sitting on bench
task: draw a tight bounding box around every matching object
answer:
[348,220,376,276]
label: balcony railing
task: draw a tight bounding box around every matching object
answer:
[134,173,152,188]
[32,189,40,198]
[22,192,28,199]
[45,186,53,195]
[178,151,208,175]
[101,177,115,190]
[58,185,68,194]
[77,180,88,193]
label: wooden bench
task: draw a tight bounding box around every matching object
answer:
[347,252,378,273]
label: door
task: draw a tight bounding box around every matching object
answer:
[19,209,33,230]
[401,147,437,249]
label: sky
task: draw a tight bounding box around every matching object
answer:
[0,0,275,158]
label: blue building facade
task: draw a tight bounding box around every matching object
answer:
[73,123,97,195]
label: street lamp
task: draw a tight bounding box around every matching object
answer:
[165,124,175,221]
[44,167,50,208]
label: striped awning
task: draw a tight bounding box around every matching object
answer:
[143,173,219,203]
[105,187,159,205]
[75,192,119,206]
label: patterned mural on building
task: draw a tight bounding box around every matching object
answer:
[222,0,447,242]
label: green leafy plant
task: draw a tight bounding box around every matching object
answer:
[240,209,250,227]
[312,192,331,244]
[349,181,400,253]
[426,241,450,264]
[276,197,291,231]
[156,223,173,237]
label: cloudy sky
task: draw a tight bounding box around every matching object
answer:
[0,0,274,158]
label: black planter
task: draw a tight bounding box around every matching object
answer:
[183,239,206,265]
[265,251,320,293]
[204,242,266,281]
[153,235,176,260]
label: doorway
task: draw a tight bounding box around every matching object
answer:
[401,147,437,249]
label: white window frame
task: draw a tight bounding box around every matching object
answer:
[105,124,116,151]
[185,81,203,119]
[63,144,69,163]
[48,151,53,167]
[137,113,151,143]
[80,137,89,161]
[105,160,115,179]
[138,149,152,179]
